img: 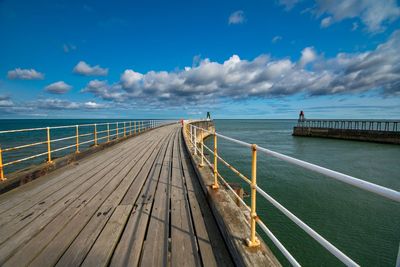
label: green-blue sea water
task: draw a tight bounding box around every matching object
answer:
[207,119,399,266]
[0,119,399,266]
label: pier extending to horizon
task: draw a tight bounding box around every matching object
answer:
[293,119,400,144]
[0,119,399,266]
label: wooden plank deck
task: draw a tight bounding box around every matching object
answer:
[0,124,234,267]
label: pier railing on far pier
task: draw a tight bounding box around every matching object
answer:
[297,119,399,132]
[0,120,169,180]
[185,121,400,267]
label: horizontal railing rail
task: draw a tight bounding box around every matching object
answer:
[297,119,400,132]
[184,121,400,267]
[0,120,171,180]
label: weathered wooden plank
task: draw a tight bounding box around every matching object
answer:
[0,132,149,214]
[23,133,168,267]
[0,123,242,267]
[170,130,201,266]
[139,130,175,267]
[110,131,173,267]
[54,131,171,267]
[0,136,152,247]
[0,132,153,226]
[0,130,166,266]
[178,131,234,267]
[81,204,133,267]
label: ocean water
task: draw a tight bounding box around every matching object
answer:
[0,119,399,266]
[207,119,400,266]
[0,119,149,173]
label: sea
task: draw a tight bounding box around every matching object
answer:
[0,119,399,266]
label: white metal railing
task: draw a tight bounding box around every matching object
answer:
[185,121,400,266]
[0,120,171,180]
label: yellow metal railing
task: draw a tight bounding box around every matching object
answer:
[0,120,164,180]
[184,121,400,266]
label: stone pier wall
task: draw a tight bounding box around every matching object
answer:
[293,127,400,144]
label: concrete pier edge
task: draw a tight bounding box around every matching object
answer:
[183,120,281,267]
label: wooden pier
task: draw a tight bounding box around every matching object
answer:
[0,123,281,267]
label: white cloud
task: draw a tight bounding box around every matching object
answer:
[272,36,283,43]
[80,30,400,106]
[84,101,106,109]
[73,61,108,76]
[228,10,245,25]
[34,99,80,110]
[0,95,13,107]
[45,81,72,94]
[279,0,301,10]
[278,0,400,32]
[315,0,400,32]
[320,16,332,28]
[299,47,317,66]
[7,68,44,80]
[33,99,107,110]
[120,70,143,89]
[81,80,125,101]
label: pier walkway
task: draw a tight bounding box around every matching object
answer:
[0,124,234,267]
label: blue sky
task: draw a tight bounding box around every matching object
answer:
[1,0,400,119]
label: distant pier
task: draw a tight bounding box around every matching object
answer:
[293,119,400,144]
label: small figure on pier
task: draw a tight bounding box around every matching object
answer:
[298,110,305,122]
[206,111,211,120]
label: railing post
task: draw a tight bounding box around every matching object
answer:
[190,125,193,144]
[124,122,126,137]
[107,123,110,142]
[46,127,52,163]
[194,127,197,155]
[116,122,119,138]
[247,144,260,248]
[199,129,204,168]
[212,131,219,189]
[130,121,132,135]
[134,121,136,135]
[94,124,98,146]
[0,146,5,181]
[75,125,79,153]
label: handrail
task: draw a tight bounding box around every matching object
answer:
[296,119,399,132]
[191,124,400,202]
[185,121,400,266]
[0,120,172,180]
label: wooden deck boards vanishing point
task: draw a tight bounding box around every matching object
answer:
[0,124,234,267]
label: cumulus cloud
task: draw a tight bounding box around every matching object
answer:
[80,30,400,106]
[45,81,72,94]
[73,61,108,76]
[281,0,400,32]
[7,68,44,80]
[228,10,245,24]
[0,95,14,107]
[315,0,400,32]
[33,99,107,110]
[84,101,106,109]
[81,79,125,101]
[299,47,317,66]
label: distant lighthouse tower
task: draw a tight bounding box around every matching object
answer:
[298,110,305,122]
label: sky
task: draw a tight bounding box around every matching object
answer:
[0,0,400,119]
